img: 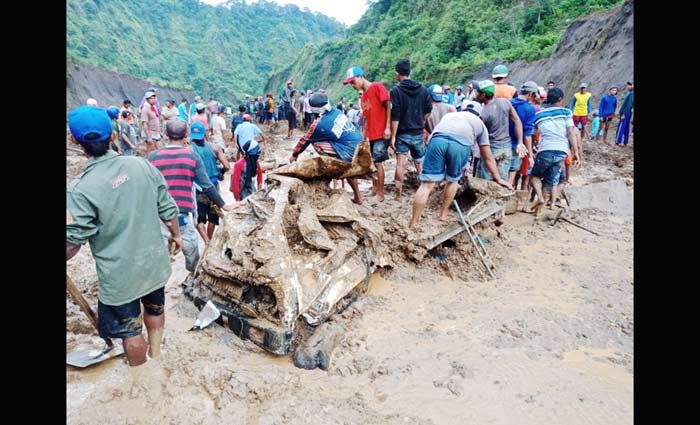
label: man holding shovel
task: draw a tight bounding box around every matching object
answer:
[66,105,183,367]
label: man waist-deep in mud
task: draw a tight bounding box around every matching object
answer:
[66,106,183,367]
[190,121,230,243]
[149,119,235,278]
[289,91,364,204]
[409,105,512,228]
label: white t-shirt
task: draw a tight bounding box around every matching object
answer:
[430,111,489,148]
[211,115,226,142]
[534,106,574,154]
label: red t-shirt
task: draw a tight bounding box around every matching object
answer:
[360,82,390,141]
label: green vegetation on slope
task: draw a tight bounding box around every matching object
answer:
[266,0,623,99]
[67,0,343,102]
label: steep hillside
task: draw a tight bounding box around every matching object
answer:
[473,0,633,103]
[67,62,197,110]
[266,0,628,100]
[67,0,343,101]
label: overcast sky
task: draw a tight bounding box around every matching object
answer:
[200,0,368,26]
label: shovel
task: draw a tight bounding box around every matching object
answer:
[66,274,124,368]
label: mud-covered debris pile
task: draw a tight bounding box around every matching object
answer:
[187,140,517,358]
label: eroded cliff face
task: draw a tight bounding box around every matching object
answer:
[473,0,633,101]
[67,62,197,109]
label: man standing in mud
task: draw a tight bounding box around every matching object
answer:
[289,92,364,204]
[530,88,582,209]
[149,120,235,277]
[409,107,511,228]
[66,106,183,367]
[344,66,392,202]
[140,91,162,155]
[473,79,524,182]
[390,59,433,200]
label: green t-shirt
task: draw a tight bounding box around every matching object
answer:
[67,151,179,305]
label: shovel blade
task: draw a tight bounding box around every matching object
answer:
[67,344,124,368]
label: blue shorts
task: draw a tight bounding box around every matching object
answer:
[477,144,511,181]
[264,111,273,121]
[420,135,472,183]
[370,139,389,163]
[97,287,165,339]
[395,133,425,162]
[531,150,568,191]
[509,148,522,172]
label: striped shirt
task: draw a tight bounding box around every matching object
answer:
[533,106,574,154]
[149,145,225,214]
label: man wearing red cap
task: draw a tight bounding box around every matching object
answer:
[344,66,392,202]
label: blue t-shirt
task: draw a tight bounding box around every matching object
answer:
[178,103,188,121]
[234,122,262,146]
[598,94,617,118]
[509,97,536,149]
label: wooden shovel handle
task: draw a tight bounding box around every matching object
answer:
[66,274,99,331]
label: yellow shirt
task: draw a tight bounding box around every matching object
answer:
[573,92,591,116]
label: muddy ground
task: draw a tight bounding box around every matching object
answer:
[66,124,633,424]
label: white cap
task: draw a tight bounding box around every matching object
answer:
[463,100,483,115]
[144,91,156,98]
[86,98,98,107]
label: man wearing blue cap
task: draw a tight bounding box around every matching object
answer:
[66,106,183,367]
[190,120,230,241]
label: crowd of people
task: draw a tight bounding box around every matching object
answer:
[66,58,633,369]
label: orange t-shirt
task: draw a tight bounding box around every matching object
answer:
[494,84,517,99]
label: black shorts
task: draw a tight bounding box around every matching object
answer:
[287,111,297,129]
[196,191,220,225]
[97,287,165,339]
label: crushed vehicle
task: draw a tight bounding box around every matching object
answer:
[185,142,390,361]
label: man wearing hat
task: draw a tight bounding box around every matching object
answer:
[597,86,618,143]
[454,86,466,110]
[390,59,433,200]
[190,121,230,241]
[569,83,593,140]
[149,119,234,275]
[233,113,265,161]
[492,64,517,99]
[508,81,538,187]
[344,66,392,202]
[289,91,364,204]
[531,88,582,210]
[426,84,457,135]
[209,104,228,151]
[140,91,162,155]
[442,85,454,105]
[66,106,182,367]
[473,79,523,182]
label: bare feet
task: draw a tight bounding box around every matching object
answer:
[394,185,402,201]
[352,196,362,205]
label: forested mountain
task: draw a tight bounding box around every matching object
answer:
[67,0,343,102]
[266,0,625,99]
